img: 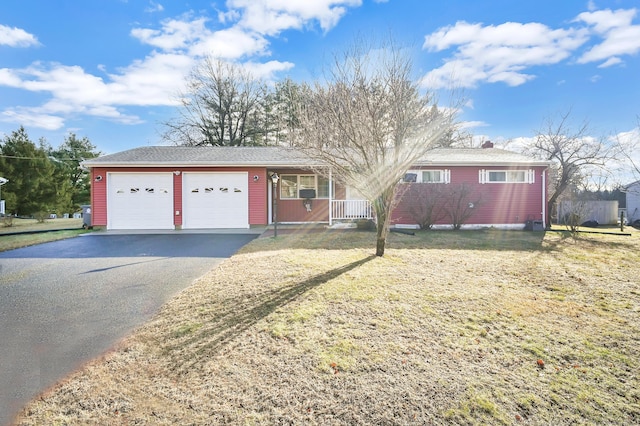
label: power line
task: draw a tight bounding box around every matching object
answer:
[0,154,51,160]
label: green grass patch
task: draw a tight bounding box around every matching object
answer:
[0,229,89,252]
[0,217,83,234]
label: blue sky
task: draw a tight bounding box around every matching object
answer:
[0,0,639,157]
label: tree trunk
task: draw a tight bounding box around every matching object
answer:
[373,192,392,257]
[375,220,387,257]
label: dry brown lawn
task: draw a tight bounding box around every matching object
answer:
[14,227,640,425]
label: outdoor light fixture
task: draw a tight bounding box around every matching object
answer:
[271,173,279,237]
[253,175,259,182]
[95,175,103,182]
[174,170,181,176]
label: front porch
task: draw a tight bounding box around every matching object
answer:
[268,169,374,225]
[330,200,374,225]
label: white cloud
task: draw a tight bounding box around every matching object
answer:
[188,27,270,59]
[226,0,362,35]
[0,1,364,130]
[597,56,622,68]
[502,136,536,152]
[422,21,589,89]
[458,120,487,129]
[0,24,39,47]
[242,60,295,81]
[0,108,65,130]
[131,17,210,51]
[576,8,640,65]
[145,1,164,13]
[612,126,640,183]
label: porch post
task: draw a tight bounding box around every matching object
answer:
[329,168,333,226]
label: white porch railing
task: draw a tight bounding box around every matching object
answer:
[331,200,373,224]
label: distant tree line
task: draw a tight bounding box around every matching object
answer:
[0,126,100,217]
[162,57,464,150]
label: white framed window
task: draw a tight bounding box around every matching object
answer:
[404,169,450,184]
[479,169,535,184]
[317,176,332,198]
[423,170,444,183]
[280,174,334,199]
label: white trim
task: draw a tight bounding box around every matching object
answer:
[405,169,451,184]
[280,173,333,199]
[542,170,546,227]
[479,169,535,184]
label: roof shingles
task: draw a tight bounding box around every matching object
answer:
[83,146,549,168]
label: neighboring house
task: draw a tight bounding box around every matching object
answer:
[82,146,550,230]
[623,180,640,223]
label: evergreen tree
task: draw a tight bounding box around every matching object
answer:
[0,127,56,215]
[48,133,100,209]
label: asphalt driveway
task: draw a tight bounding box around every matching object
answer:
[0,233,258,426]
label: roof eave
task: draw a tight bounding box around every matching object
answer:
[81,161,327,169]
[413,160,552,167]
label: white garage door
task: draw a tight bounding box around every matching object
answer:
[107,173,174,230]
[182,172,249,229]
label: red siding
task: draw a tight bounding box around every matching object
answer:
[173,173,182,226]
[392,166,547,227]
[90,166,269,227]
[91,168,108,226]
[278,199,331,222]
[248,168,268,225]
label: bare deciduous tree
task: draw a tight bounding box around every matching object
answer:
[294,41,452,256]
[163,57,266,146]
[524,110,613,227]
[443,183,483,230]
[614,115,640,180]
[404,183,448,229]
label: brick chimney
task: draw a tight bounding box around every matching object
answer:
[481,140,494,149]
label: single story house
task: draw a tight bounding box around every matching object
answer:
[82,145,550,230]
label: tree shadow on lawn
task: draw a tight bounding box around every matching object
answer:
[250,228,554,253]
[543,227,639,252]
[164,255,377,370]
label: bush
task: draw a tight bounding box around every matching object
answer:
[34,211,49,223]
[356,219,375,230]
[2,215,14,227]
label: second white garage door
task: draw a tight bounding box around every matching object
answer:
[182,172,249,229]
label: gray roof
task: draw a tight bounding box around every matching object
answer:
[414,148,550,166]
[82,145,550,168]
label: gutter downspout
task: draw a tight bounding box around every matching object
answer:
[542,169,546,227]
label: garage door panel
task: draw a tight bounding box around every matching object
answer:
[183,173,248,229]
[108,173,173,230]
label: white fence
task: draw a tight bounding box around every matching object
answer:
[558,200,619,225]
[331,200,373,223]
